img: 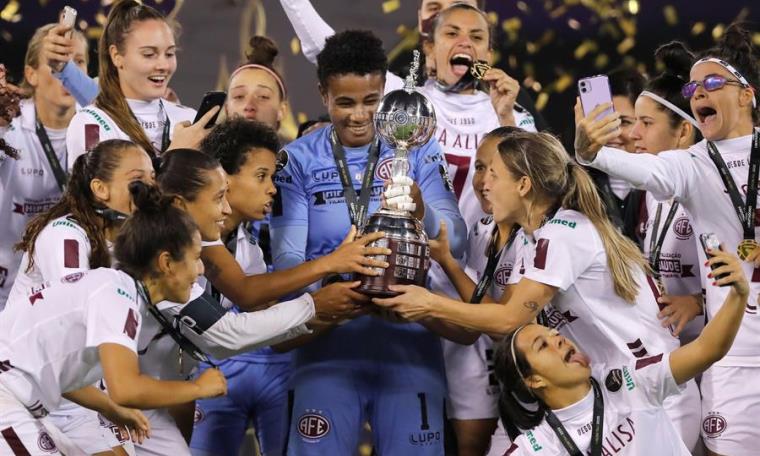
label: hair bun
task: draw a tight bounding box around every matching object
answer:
[246,36,279,66]
[654,41,694,81]
[128,180,166,214]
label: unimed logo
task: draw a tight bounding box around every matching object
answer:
[298,414,330,439]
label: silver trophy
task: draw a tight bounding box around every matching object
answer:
[357,51,437,297]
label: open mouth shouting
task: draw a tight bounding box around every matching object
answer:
[564,347,590,367]
[695,105,718,128]
[450,54,474,78]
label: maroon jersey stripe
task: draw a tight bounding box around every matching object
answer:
[534,239,550,270]
[63,239,80,268]
[635,353,664,370]
[0,427,31,456]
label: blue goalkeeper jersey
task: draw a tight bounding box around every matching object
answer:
[270,126,466,368]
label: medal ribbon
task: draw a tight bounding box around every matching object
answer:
[330,128,381,229]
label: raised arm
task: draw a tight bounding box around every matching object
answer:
[669,250,749,385]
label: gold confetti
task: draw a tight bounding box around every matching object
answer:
[617,37,635,54]
[0,0,19,21]
[574,40,598,60]
[487,12,499,25]
[297,112,308,125]
[555,74,574,93]
[691,22,706,35]
[618,18,636,37]
[626,0,639,15]
[753,33,760,47]
[663,5,678,26]
[502,17,522,33]
[381,0,399,14]
[594,53,609,69]
[526,42,538,54]
[517,1,530,13]
[290,37,301,55]
[78,20,88,30]
[535,92,549,111]
[567,18,581,30]
[712,23,725,41]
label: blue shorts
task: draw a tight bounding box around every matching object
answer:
[190,358,292,456]
[286,361,445,456]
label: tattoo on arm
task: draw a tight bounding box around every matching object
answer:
[202,258,222,281]
[522,301,539,312]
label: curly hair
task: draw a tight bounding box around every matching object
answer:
[316,30,388,87]
[200,118,280,176]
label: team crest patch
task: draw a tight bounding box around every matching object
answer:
[605,369,623,392]
[494,265,513,287]
[375,158,394,181]
[702,412,728,438]
[298,411,331,440]
[194,405,204,424]
[38,430,57,453]
[61,272,85,283]
[672,216,693,240]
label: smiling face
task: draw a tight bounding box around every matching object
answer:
[321,72,384,147]
[473,135,501,214]
[689,61,755,141]
[180,166,231,242]
[226,68,285,129]
[630,96,693,154]
[515,324,591,392]
[161,229,204,303]
[427,7,491,86]
[483,151,525,226]
[111,19,177,101]
[226,148,277,225]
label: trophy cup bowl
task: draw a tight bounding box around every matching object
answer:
[356,77,437,297]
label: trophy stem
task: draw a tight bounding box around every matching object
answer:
[391,145,410,180]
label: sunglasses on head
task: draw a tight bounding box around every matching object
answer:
[681,75,748,99]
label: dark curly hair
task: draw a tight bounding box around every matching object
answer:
[200,118,280,176]
[700,22,760,123]
[316,30,388,88]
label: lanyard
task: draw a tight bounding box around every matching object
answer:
[34,118,67,192]
[128,100,171,158]
[469,224,518,303]
[134,278,216,368]
[329,128,380,229]
[544,377,604,456]
[647,200,680,275]
[707,130,760,240]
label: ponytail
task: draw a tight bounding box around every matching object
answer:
[16,139,139,271]
[95,0,172,156]
[498,131,648,302]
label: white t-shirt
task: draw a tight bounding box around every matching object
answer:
[507,353,690,455]
[464,216,519,300]
[510,209,679,366]
[66,98,195,169]
[0,268,144,412]
[0,99,68,308]
[586,133,760,365]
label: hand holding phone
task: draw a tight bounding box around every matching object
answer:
[699,233,732,287]
[578,75,614,120]
[49,7,77,73]
[194,91,226,128]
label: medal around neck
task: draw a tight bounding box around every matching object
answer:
[357,51,436,297]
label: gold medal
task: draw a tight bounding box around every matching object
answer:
[470,61,491,80]
[737,239,759,261]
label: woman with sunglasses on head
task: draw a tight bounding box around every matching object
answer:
[575,24,760,456]
[0,24,89,310]
[493,249,748,455]
[0,182,228,456]
[65,0,213,169]
[374,131,698,449]
[8,139,153,456]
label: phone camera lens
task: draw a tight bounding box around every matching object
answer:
[580,87,587,93]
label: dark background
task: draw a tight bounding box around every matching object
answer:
[2,0,758,142]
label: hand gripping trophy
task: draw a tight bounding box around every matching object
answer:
[356,51,437,297]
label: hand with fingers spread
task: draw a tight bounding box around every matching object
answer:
[573,98,622,162]
[311,281,371,322]
[167,106,220,151]
[657,293,703,336]
[103,406,151,445]
[429,220,453,264]
[320,226,391,276]
[372,284,436,321]
[706,248,749,297]
[41,23,76,73]
[482,68,519,127]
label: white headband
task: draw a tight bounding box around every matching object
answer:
[692,57,756,108]
[640,90,699,128]
[510,325,528,383]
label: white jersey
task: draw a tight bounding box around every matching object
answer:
[464,216,519,299]
[506,353,690,455]
[66,98,195,168]
[7,214,92,309]
[0,99,67,308]
[512,209,679,366]
[585,134,760,365]
[0,268,144,412]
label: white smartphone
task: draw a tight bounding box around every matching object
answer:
[578,75,614,120]
[50,6,77,72]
